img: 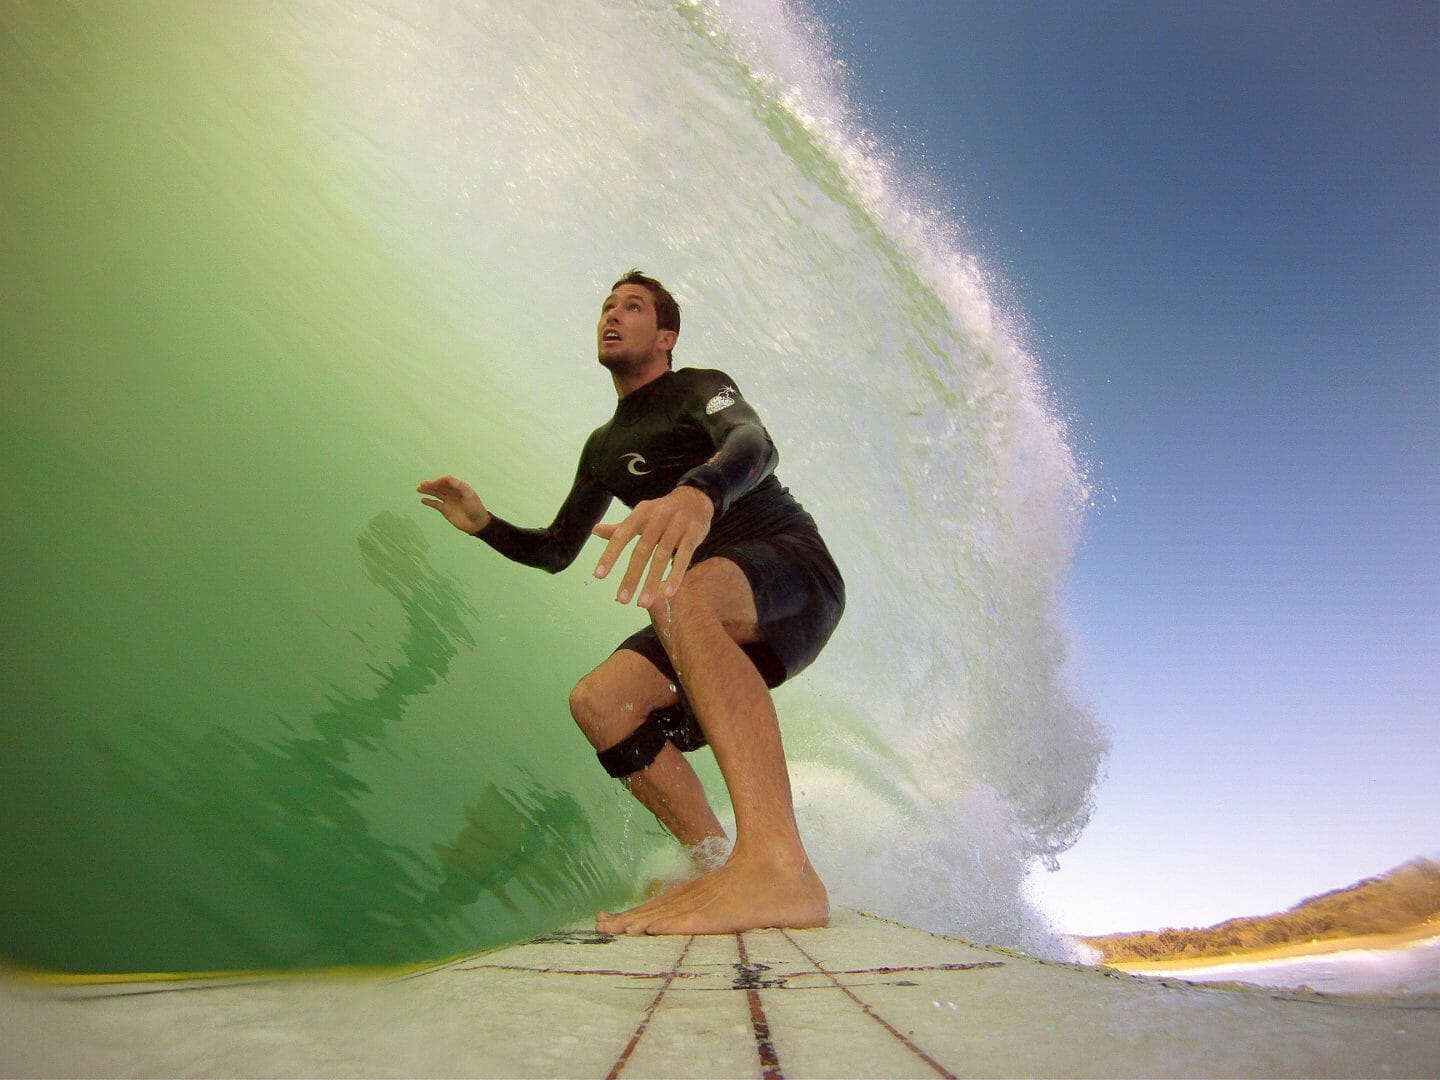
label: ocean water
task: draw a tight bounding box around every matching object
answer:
[1,0,1104,974]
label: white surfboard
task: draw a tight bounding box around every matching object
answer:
[3,910,1437,1078]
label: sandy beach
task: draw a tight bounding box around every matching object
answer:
[1103,924,1440,974]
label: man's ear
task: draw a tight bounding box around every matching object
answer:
[658,329,678,353]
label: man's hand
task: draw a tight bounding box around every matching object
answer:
[418,475,492,534]
[593,485,714,608]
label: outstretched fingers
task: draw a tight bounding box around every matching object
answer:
[593,490,712,608]
[636,516,695,607]
[417,475,490,534]
[417,475,452,503]
[662,529,703,600]
[619,530,664,606]
[592,514,645,601]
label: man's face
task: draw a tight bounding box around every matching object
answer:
[597,284,673,371]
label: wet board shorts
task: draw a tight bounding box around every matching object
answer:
[614,525,845,748]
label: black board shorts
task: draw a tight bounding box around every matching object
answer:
[615,524,845,698]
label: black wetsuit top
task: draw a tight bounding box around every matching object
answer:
[476,368,815,572]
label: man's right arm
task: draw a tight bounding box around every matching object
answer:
[475,465,611,574]
[418,450,612,575]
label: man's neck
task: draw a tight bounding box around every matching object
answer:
[610,358,671,399]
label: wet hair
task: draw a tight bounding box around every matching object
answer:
[612,269,680,365]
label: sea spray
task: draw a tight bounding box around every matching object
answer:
[1,0,1104,971]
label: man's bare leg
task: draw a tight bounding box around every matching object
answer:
[570,651,726,852]
[595,559,828,935]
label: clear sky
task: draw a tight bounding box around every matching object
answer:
[811,0,1439,934]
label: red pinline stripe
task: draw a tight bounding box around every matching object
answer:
[781,930,957,1080]
[605,935,694,1080]
[736,934,784,1080]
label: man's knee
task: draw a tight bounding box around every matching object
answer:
[569,670,627,748]
[570,662,693,779]
[569,651,676,749]
[568,674,600,734]
[568,665,612,717]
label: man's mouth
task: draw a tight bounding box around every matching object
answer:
[602,330,621,342]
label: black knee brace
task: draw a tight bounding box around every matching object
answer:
[596,703,708,778]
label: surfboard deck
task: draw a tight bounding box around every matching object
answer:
[4,909,1437,1078]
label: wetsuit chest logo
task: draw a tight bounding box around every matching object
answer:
[621,452,652,476]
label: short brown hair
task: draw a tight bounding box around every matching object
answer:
[613,269,680,365]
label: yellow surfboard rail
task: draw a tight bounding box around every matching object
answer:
[0,949,480,995]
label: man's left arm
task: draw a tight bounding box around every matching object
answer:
[674,375,779,518]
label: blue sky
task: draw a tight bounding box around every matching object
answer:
[812,0,1438,933]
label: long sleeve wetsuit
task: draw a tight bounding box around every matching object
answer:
[475,368,816,572]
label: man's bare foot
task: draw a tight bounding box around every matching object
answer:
[597,850,828,935]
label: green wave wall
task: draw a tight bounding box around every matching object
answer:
[1,0,1106,974]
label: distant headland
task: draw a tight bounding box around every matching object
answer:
[1082,857,1440,966]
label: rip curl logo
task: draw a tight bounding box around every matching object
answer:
[621,452,651,476]
[705,386,737,415]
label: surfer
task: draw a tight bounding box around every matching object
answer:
[419,270,843,935]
